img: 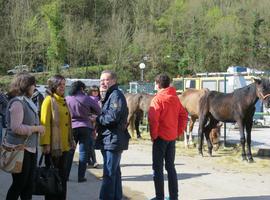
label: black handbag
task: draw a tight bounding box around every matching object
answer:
[32,153,63,196]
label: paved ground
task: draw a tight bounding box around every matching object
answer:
[1,126,270,200]
[0,156,101,200]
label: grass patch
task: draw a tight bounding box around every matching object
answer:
[131,131,270,173]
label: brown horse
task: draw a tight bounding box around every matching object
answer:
[125,93,154,138]
[198,77,270,162]
[178,88,222,150]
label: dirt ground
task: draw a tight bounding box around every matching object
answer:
[89,137,270,200]
[1,133,269,200]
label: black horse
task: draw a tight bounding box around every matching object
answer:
[198,77,270,162]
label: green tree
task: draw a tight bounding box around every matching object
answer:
[41,0,66,72]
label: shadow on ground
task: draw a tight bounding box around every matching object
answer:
[203,195,270,200]
[122,172,210,182]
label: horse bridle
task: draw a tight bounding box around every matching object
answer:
[258,92,270,100]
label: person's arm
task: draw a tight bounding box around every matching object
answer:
[9,101,44,135]
[148,97,161,141]
[88,97,101,115]
[40,96,52,145]
[96,92,123,127]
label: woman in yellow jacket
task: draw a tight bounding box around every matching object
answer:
[40,75,74,200]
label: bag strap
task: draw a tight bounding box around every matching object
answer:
[2,133,30,146]
[38,153,55,168]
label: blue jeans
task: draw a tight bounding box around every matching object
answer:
[67,127,92,180]
[152,138,178,200]
[88,131,97,165]
[99,150,122,200]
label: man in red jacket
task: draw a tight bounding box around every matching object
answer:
[148,74,188,200]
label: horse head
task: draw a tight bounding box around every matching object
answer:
[254,77,270,108]
[209,122,223,151]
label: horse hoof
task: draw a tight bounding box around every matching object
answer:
[208,153,213,157]
[248,158,254,163]
[198,151,203,157]
[242,157,248,162]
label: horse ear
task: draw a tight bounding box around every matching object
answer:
[252,76,262,84]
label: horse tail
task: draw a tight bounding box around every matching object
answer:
[129,114,135,137]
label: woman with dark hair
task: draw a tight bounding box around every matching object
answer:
[88,85,101,104]
[87,85,101,168]
[5,73,45,200]
[40,75,74,200]
[66,81,101,182]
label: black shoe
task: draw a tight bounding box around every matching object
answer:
[78,177,87,183]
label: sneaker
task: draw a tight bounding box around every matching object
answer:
[93,162,99,168]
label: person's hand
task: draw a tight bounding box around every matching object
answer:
[71,140,76,149]
[37,125,45,136]
[93,130,97,140]
[42,145,50,154]
[89,115,97,123]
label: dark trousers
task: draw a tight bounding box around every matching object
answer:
[88,131,97,165]
[99,150,123,200]
[67,127,92,180]
[152,138,178,200]
[44,151,69,200]
[6,150,37,200]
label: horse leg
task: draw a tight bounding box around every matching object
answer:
[204,119,218,157]
[204,126,213,156]
[184,118,190,148]
[245,117,254,163]
[129,114,135,138]
[238,121,247,161]
[135,111,142,138]
[198,115,207,156]
[188,116,196,147]
[184,128,188,148]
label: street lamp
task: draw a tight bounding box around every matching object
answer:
[139,62,146,82]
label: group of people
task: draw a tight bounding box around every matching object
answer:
[1,70,188,200]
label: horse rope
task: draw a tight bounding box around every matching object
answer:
[259,92,270,100]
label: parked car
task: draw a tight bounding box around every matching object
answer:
[7,65,29,75]
[60,63,70,70]
[31,64,44,73]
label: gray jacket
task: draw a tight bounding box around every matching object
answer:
[5,96,39,148]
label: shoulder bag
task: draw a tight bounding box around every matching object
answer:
[0,138,27,173]
[32,153,63,195]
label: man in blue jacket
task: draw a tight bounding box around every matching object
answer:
[95,70,130,200]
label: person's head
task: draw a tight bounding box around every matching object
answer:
[8,72,36,99]
[99,70,117,92]
[155,73,171,90]
[69,81,86,96]
[88,85,100,97]
[47,75,66,97]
